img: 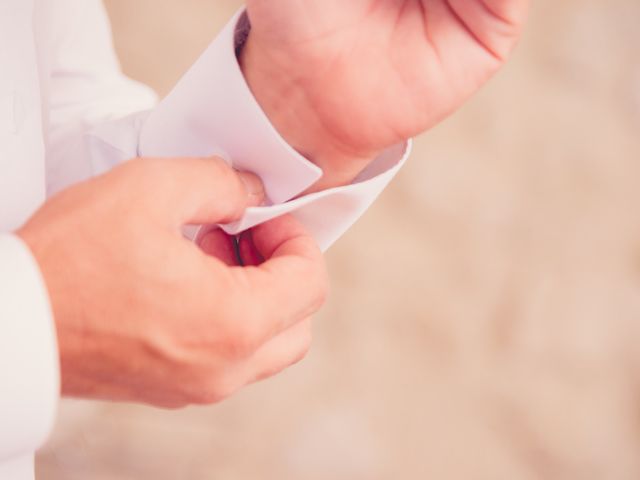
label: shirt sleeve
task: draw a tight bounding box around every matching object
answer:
[45,0,158,196]
[0,235,59,463]
[49,3,410,252]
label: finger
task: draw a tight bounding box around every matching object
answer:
[230,215,328,340]
[177,319,311,407]
[197,228,240,267]
[446,0,529,60]
[243,318,313,385]
[480,0,531,25]
[237,229,265,267]
[128,157,264,227]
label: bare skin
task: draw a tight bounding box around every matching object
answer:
[242,0,530,189]
[14,1,530,408]
[19,158,327,408]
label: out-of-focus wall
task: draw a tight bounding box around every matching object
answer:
[38,1,640,479]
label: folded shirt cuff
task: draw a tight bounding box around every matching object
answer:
[222,141,411,251]
[137,9,323,204]
[86,9,411,252]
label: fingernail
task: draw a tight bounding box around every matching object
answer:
[237,171,265,206]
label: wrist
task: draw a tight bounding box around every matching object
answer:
[239,33,377,192]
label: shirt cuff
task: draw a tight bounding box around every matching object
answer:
[0,235,59,461]
[89,9,411,252]
[222,141,411,251]
[137,9,323,204]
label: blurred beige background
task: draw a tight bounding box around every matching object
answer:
[37,1,640,479]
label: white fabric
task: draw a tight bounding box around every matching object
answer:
[0,237,57,462]
[0,1,409,478]
[0,456,34,480]
[90,10,409,250]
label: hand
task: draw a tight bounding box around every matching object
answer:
[242,0,529,189]
[18,157,328,408]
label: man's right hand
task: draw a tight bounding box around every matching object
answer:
[18,157,328,409]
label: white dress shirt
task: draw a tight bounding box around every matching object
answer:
[0,1,409,478]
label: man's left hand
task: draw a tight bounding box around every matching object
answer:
[241,0,530,190]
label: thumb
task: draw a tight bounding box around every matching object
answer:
[133,157,264,227]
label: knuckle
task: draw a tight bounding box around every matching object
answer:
[208,155,232,172]
[222,318,263,359]
[187,387,219,405]
[318,273,330,305]
[214,157,247,183]
[309,264,330,311]
[188,377,239,405]
[231,325,262,357]
[217,291,267,358]
[206,158,247,218]
[293,330,313,365]
[209,157,237,185]
[296,252,330,313]
[143,313,251,407]
[189,387,224,405]
[257,329,312,382]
